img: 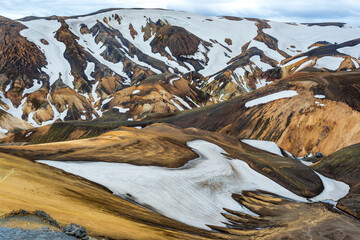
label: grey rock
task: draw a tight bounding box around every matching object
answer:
[315,152,325,158]
[63,223,89,240]
[34,210,60,228]
[0,227,77,240]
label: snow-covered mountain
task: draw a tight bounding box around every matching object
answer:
[1,8,360,131]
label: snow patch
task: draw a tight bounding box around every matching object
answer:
[0,92,26,120]
[173,95,192,109]
[5,81,12,92]
[84,62,95,80]
[132,89,140,94]
[314,94,325,99]
[169,77,180,86]
[102,97,113,106]
[114,106,130,113]
[23,80,43,96]
[0,126,9,134]
[25,131,33,137]
[315,57,344,70]
[255,79,269,89]
[241,139,284,157]
[245,90,298,108]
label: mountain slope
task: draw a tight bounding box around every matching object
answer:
[164,70,360,156]
[1,123,357,238]
[0,9,360,130]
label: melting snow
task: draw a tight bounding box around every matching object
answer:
[0,92,26,120]
[25,131,33,137]
[255,79,269,89]
[338,44,360,59]
[186,96,200,107]
[314,94,326,99]
[170,99,184,111]
[173,95,192,109]
[131,89,140,94]
[315,57,344,70]
[264,22,360,56]
[315,101,325,107]
[245,90,298,108]
[20,19,74,89]
[114,106,130,113]
[38,140,349,230]
[22,80,43,96]
[169,77,180,86]
[250,55,272,71]
[241,139,284,157]
[102,97,113,106]
[0,126,9,134]
[84,62,95,80]
[5,81,12,92]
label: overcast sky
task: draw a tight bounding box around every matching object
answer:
[1,0,359,25]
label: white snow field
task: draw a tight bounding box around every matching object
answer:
[245,90,298,108]
[38,140,349,229]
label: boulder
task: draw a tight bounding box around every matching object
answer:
[63,223,89,240]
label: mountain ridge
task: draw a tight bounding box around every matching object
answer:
[0,8,359,154]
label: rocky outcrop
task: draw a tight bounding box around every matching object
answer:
[49,80,98,121]
[105,73,208,120]
[150,25,207,58]
[63,223,89,240]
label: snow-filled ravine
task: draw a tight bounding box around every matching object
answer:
[38,140,349,230]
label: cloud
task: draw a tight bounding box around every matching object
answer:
[0,0,359,25]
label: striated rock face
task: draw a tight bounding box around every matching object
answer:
[0,17,47,88]
[105,73,208,120]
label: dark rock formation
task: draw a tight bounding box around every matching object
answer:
[63,223,89,240]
